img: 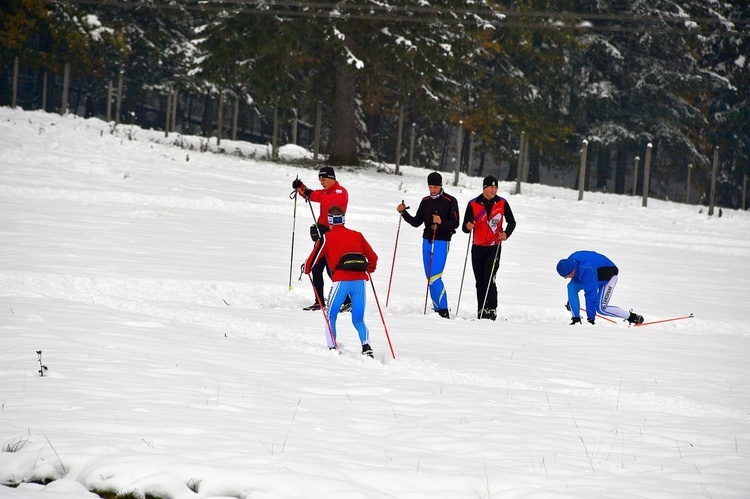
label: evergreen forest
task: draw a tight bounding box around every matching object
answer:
[1,0,748,209]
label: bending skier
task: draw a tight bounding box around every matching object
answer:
[556,250,644,325]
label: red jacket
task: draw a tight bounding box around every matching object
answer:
[464,195,516,246]
[305,225,378,281]
[298,181,349,227]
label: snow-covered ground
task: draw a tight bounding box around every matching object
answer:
[1,107,749,498]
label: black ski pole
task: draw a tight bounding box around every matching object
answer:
[288,183,298,290]
[479,242,503,315]
[455,229,472,318]
[303,189,323,239]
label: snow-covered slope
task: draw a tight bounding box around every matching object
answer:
[1,108,749,498]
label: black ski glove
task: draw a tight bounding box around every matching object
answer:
[292,178,303,189]
[570,317,582,325]
[565,301,571,311]
[587,318,595,325]
[303,188,312,199]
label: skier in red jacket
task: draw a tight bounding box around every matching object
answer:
[461,175,516,320]
[305,205,378,357]
[293,166,350,311]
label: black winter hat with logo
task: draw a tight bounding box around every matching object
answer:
[318,166,336,180]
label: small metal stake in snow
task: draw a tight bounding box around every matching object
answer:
[36,350,48,377]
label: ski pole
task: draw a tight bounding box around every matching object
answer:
[308,274,338,351]
[423,213,438,315]
[455,229,472,318]
[305,192,323,240]
[580,307,618,324]
[634,313,694,327]
[479,242,502,314]
[288,186,298,290]
[368,274,396,359]
[386,201,408,307]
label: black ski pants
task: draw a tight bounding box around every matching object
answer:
[471,244,502,311]
[311,257,331,306]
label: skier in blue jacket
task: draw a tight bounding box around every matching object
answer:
[556,250,644,325]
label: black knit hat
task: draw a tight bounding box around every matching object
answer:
[483,175,498,188]
[427,171,443,186]
[318,166,336,180]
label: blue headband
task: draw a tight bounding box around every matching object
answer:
[328,214,345,226]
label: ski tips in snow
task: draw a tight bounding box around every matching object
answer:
[633,313,694,327]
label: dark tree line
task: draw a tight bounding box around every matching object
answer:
[1,0,748,208]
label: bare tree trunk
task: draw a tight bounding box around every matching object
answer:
[328,67,359,166]
[329,32,359,167]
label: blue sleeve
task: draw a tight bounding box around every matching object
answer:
[579,267,599,320]
[567,282,582,317]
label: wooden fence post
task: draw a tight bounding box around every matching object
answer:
[42,71,48,112]
[231,97,239,141]
[395,107,404,175]
[171,91,178,132]
[453,121,463,186]
[632,156,640,195]
[291,108,298,145]
[578,139,588,201]
[272,105,279,160]
[408,123,416,167]
[61,62,70,114]
[106,80,113,121]
[12,57,19,109]
[708,146,719,216]
[642,143,652,207]
[467,131,475,177]
[313,101,322,161]
[115,70,124,125]
[216,91,224,145]
[515,131,525,195]
[164,90,172,137]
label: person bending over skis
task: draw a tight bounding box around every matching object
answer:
[556,250,644,325]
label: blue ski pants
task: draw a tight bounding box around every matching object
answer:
[423,239,449,311]
[325,280,370,349]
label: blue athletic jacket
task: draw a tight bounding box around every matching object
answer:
[565,251,617,321]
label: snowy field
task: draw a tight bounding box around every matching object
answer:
[1,107,749,498]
